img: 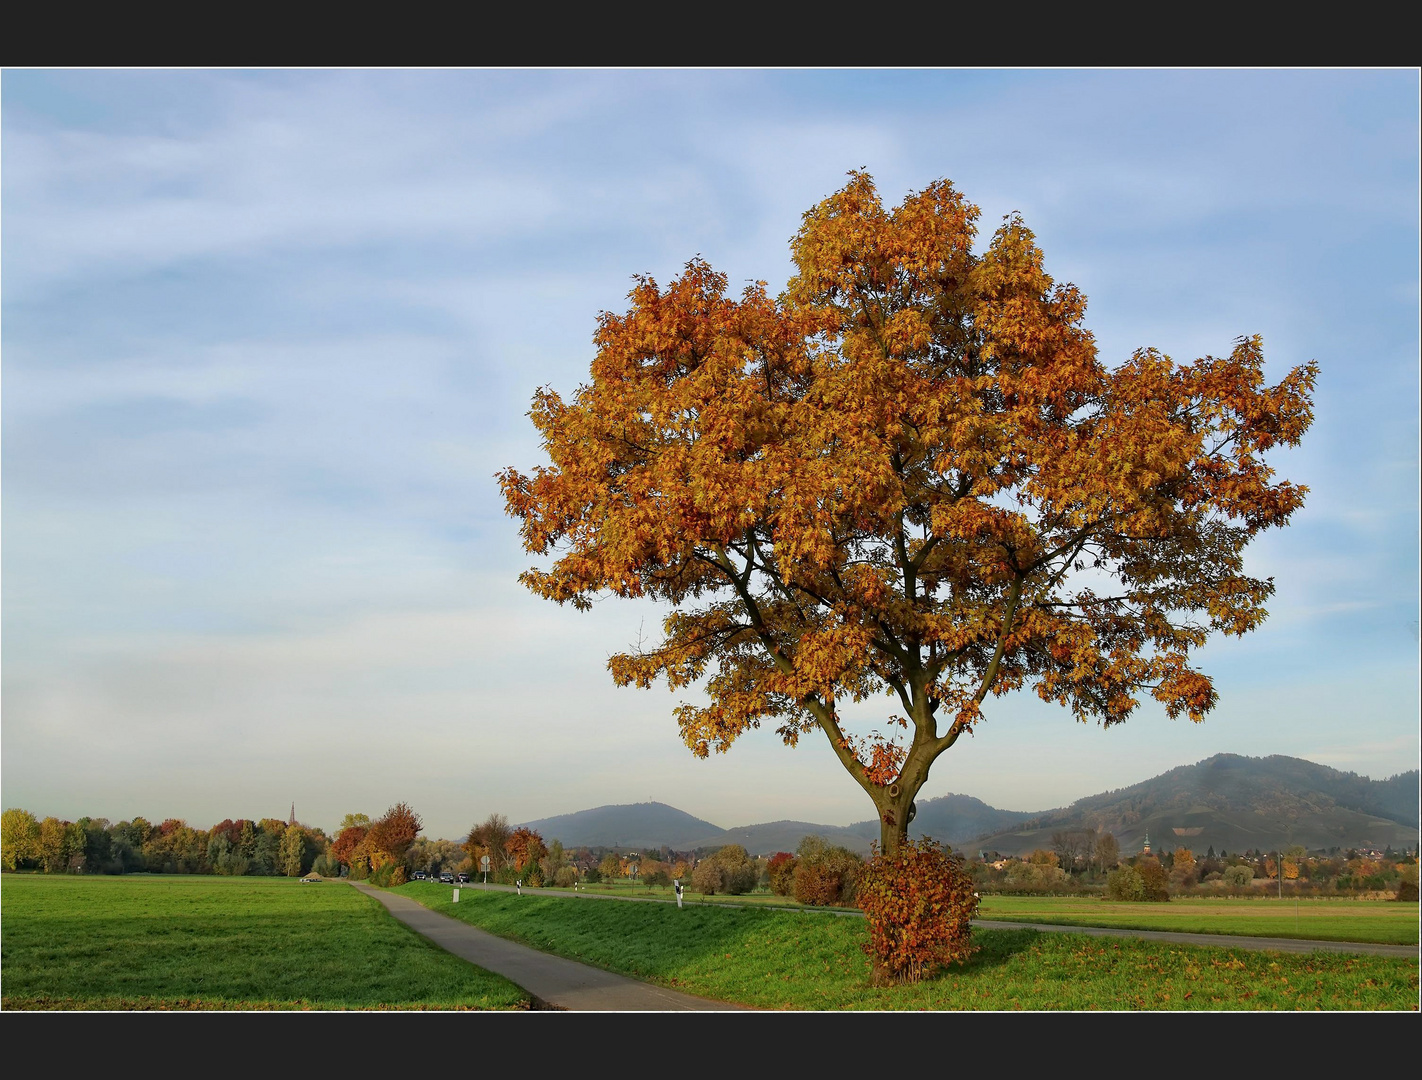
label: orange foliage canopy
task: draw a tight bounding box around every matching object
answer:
[329,824,368,868]
[505,827,547,874]
[366,802,421,865]
[499,172,1316,853]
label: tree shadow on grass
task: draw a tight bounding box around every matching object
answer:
[947,927,1043,974]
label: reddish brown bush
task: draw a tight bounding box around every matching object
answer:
[792,861,845,906]
[856,838,979,984]
[791,837,862,905]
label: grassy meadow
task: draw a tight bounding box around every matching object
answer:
[0,874,531,1010]
[975,895,1420,945]
[4,873,1415,1011]
[401,881,1419,1010]
[529,879,1418,945]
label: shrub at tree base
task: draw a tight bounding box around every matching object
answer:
[855,839,978,986]
[1396,880,1419,902]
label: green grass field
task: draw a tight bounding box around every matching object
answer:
[402,882,1419,1010]
[975,895,1420,945]
[4,874,1415,1011]
[540,881,1419,944]
[559,879,858,911]
[0,874,531,1010]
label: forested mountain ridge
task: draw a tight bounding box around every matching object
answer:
[519,755,1418,857]
[1012,755,1417,830]
[520,796,1034,856]
[968,754,1418,856]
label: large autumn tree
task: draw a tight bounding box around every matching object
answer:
[499,172,1317,855]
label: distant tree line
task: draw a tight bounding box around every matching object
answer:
[1,807,328,878]
[10,802,1413,902]
[967,828,1419,900]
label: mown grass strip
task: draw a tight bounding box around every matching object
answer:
[401,882,1418,1010]
[974,895,1420,945]
[1,875,531,1010]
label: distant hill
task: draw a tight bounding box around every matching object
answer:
[969,754,1419,856]
[846,793,1037,851]
[519,802,728,850]
[519,755,1418,858]
[692,820,876,857]
[518,799,1021,856]
[518,802,878,855]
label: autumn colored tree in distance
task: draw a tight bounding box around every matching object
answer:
[499,172,1317,856]
[366,802,421,868]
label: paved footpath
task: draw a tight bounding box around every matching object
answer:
[348,882,748,1011]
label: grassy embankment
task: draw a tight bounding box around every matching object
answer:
[519,880,1420,944]
[1,874,531,1010]
[401,881,1419,1010]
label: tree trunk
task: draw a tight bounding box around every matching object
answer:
[876,784,917,857]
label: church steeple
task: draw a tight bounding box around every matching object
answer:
[1142,831,1152,855]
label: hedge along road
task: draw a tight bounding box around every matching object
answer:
[414,881,1419,960]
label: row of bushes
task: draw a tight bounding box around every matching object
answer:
[1097,861,1420,902]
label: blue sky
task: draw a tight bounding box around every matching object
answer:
[3,69,1417,842]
